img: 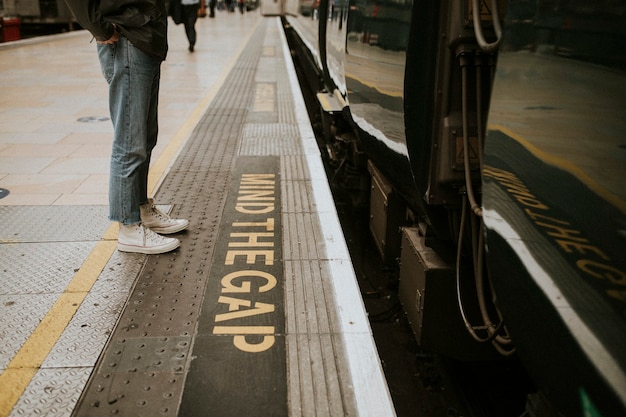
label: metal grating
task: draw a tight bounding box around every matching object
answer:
[0,242,96,294]
[42,251,147,369]
[9,368,92,417]
[6,249,149,417]
[0,206,109,242]
[0,294,59,370]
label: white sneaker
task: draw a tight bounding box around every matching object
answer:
[118,223,181,254]
[140,198,189,234]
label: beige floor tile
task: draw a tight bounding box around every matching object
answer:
[0,156,54,174]
[0,173,86,194]
[40,157,109,175]
[70,144,112,159]
[53,193,108,206]
[61,132,112,145]
[0,12,263,207]
[0,131,67,145]
[0,144,82,157]
[74,174,108,194]
[0,193,60,205]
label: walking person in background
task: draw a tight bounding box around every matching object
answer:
[63,0,189,254]
[208,0,216,17]
[181,0,200,52]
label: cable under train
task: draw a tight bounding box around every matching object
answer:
[267,0,626,416]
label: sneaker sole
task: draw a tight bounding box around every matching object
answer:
[145,221,190,235]
[117,239,181,255]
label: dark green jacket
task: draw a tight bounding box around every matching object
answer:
[64,0,168,60]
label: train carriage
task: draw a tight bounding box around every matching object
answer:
[278,0,626,416]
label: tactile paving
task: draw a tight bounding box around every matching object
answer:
[114,281,203,337]
[98,336,191,373]
[76,370,186,417]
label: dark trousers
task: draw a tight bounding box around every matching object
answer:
[181,4,199,47]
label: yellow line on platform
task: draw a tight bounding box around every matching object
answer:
[0,18,261,417]
[489,124,626,215]
[0,237,116,417]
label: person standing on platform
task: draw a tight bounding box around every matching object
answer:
[63,0,189,254]
[181,0,200,52]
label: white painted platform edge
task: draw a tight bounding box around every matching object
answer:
[276,17,397,417]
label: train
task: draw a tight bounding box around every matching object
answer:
[0,0,74,25]
[275,0,626,416]
[0,0,77,41]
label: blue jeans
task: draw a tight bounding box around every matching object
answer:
[97,37,162,225]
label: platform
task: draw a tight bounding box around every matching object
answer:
[0,11,395,417]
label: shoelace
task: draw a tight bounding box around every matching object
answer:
[148,206,174,223]
[143,225,173,243]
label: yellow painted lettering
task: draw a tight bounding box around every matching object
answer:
[536,222,587,243]
[221,270,277,293]
[225,250,274,265]
[213,325,275,334]
[235,203,275,214]
[232,218,275,231]
[240,185,274,189]
[606,289,626,303]
[228,232,274,247]
[241,174,275,184]
[483,166,517,181]
[238,190,275,201]
[212,326,276,353]
[556,240,609,261]
[218,295,250,311]
[513,195,549,210]
[577,259,626,285]
[234,335,275,352]
[215,298,275,322]
[525,209,570,225]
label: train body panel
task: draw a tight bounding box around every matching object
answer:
[316,0,428,220]
[483,1,626,415]
[285,2,322,70]
[281,0,626,415]
[340,0,419,212]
